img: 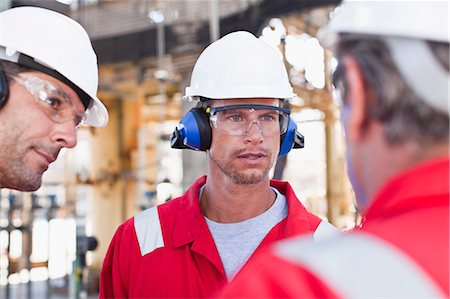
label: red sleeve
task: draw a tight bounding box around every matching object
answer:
[308,211,322,231]
[218,250,342,299]
[99,221,132,298]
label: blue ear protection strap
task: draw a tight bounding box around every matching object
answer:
[0,70,8,109]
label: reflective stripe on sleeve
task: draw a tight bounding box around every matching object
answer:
[134,206,164,256]
[276,232,446,298]
[313,220,340,240]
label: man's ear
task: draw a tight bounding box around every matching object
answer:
[343,56,369,141]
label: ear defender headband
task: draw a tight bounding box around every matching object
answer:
[0,70,8,109]
[170,107,304,156]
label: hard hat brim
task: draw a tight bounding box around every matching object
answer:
[84,96,109,128]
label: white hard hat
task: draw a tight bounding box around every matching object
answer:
[185,31,295,100]
[320,1,450,115]
[0,6,109,127]
[320,1,449,45]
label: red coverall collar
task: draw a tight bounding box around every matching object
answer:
[363,157,450,223]
[172,176,316,248]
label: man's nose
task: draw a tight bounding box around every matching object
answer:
[244,121,263,142]
[51,121,78,148]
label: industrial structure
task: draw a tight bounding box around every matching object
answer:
[0,0,356,297]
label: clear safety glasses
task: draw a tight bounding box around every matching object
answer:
[11,74,86,129]
[207,104,290,137]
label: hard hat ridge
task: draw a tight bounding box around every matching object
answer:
[185,31,296,100]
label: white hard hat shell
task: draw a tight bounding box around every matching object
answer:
[185,31,295,100]
[0,6,108,127]
[320,1,450,115]
[320,1,449,47]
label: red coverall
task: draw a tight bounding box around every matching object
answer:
[99,176,337,298]
[220,158,449,298]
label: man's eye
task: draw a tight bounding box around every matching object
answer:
[260,114,276,122]
[44,97,64,109]
[227,115,243,122]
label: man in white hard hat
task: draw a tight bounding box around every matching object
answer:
[220,1,449,298]
[99,31,337,298]
[0,7,108,191]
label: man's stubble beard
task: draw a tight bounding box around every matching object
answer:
[0,129,43,191]
[208,150,274,185]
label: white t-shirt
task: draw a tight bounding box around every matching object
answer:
[202,186,287,281]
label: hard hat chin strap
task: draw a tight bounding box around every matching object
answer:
[384,37,449,115]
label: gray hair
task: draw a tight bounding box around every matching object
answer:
[334,34,449,145]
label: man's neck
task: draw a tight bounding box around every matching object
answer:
[201,176,276,224]
[361,132,449,202]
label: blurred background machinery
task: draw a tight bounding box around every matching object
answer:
[0,0,357,298]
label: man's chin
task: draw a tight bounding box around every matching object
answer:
[9,174,43,192]
[22,182,42,192]
[230,170,268,185]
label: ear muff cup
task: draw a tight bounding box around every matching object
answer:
[170,108,212,151]
[171,109,304,155]
[279,116,296,156]
[279,117,305,156]
[0,70,8,109]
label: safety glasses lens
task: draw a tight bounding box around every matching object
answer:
[209,105,289,136]
[12,74,86,127]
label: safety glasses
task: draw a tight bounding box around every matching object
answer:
[207,104,290,137]
[11,74,86,129]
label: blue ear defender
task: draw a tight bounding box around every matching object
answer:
[279,117,304,156]
[170,108,212,151]
[0,70,8,109]
[170,108,304,155]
